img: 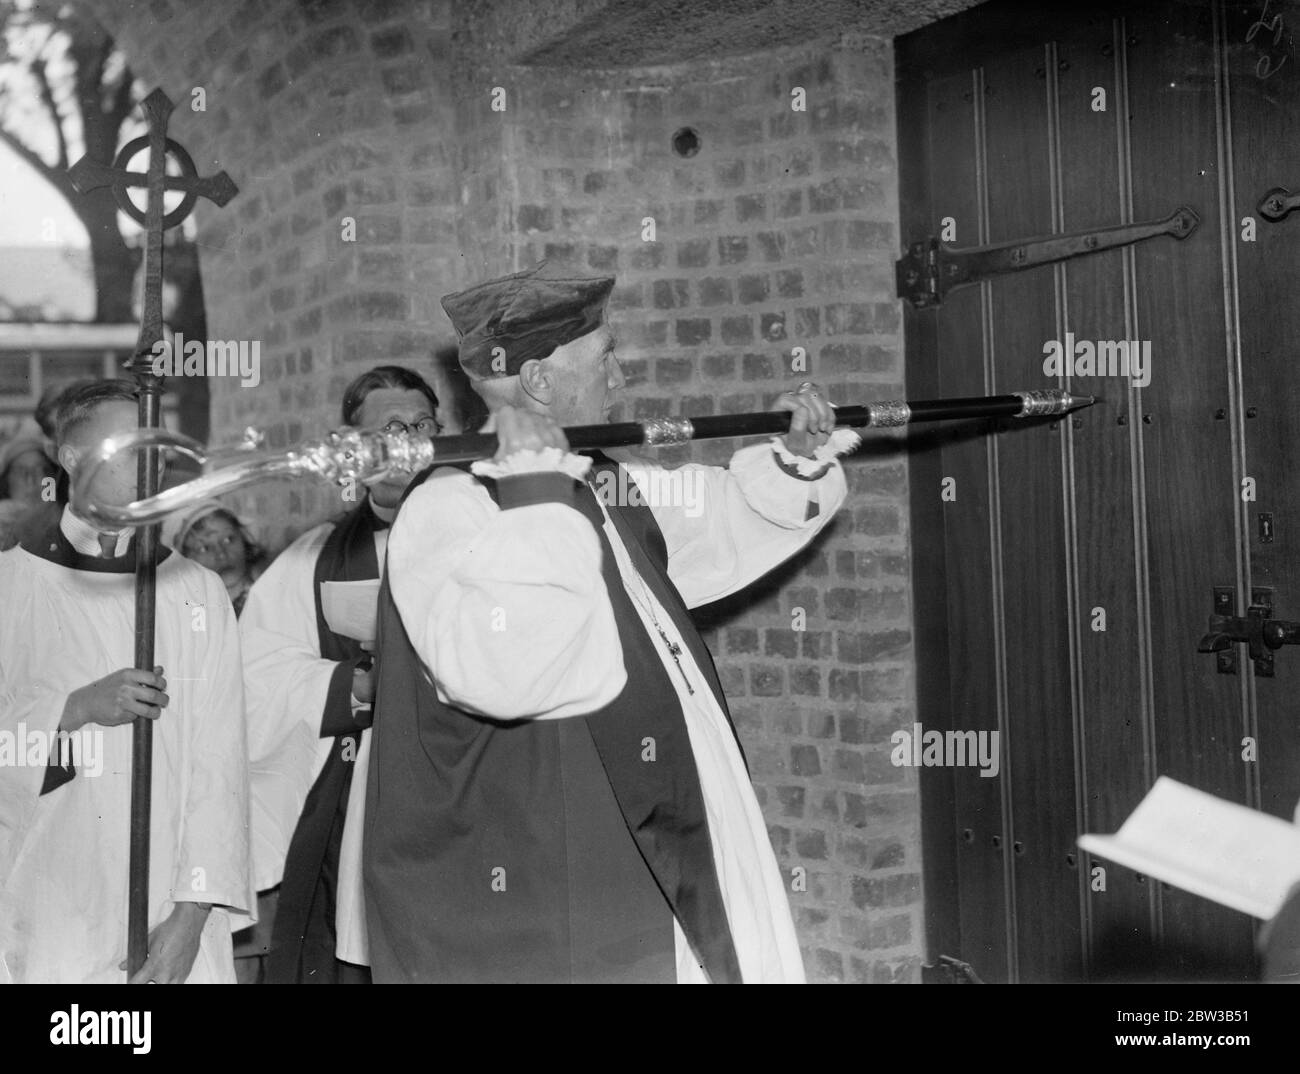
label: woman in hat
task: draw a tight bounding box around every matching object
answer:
[168,500,268,617]
[0,430,59,552]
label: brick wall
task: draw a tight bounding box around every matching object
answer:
[86,0,464,541]
[87,0,923,983]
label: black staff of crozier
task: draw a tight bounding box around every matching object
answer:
[65,86,239,976]
[70,389,1094,531]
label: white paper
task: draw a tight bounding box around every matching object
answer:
[1078,776,1300,920]
[320,579,380,643]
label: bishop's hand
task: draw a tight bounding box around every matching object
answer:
[773,383,836,459]
[60,666,169,732]
[352,664,375,705]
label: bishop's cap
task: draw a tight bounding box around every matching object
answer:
[440,264,615,379]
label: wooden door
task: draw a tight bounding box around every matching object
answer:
[899,0,1299,982]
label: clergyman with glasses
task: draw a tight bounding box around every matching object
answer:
[236,365,442,984]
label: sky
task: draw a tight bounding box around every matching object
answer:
[0,138,88,247]
[0,139,93,318]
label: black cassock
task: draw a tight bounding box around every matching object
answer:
[266,500,386,984]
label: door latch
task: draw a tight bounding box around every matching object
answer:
[1198,587,1300,676]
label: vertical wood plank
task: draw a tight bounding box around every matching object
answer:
[1055,14,1161,980]
[1126,0,1255,978]
[1225,0,1300,827]
[981,40,1082,983]
[898,51,961,969]
[927,68,1012,983]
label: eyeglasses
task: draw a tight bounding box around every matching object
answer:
[382,417,441,438]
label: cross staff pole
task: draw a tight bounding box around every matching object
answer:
[68,87,237,978]
[125,89,166,980]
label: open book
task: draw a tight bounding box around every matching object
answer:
[1078,777,1300,920]
[320,579,381,644]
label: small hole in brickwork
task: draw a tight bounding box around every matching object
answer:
[672,127,701,158]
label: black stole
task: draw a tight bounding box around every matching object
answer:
[572,455,744,981]
[266,501,382,984]
[583,453,747,768]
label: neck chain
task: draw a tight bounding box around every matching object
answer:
[620,552,695,697]
[589,478,696,696]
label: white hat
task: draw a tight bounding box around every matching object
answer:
[0,432,51,487]
[162,498,231,551]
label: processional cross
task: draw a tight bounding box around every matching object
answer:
[67,87,238,978]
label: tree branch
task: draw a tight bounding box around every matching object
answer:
[82,35,111,114]
[30,57,68,171]
[108,63,135,129]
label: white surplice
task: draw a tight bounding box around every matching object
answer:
[387,442,847,983]
[238,514,385,966]
[0,509,253,984]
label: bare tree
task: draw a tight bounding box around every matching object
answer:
[0,0,140,322]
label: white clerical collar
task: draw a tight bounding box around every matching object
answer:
[60,506,131,558]
[370,498,397,526]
